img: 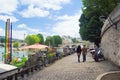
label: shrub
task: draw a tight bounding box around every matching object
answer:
[61,52,64,56]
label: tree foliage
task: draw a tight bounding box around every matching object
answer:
[25,34,40,45]
[53,35,62,47]
[13,41,19,48]
[37,33,44,44]
[0,38,5,43]
[82,0,120,18]
[79,0,120,46]
[45,35,62,47]
[45,36,54,47]
[72,38,78,43]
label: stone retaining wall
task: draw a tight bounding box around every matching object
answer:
[101,4,120,66]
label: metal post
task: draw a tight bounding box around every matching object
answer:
[10,23,12,62]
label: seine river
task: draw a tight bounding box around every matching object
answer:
[0,47,28,63]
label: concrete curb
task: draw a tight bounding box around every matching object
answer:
[96,71,120,80]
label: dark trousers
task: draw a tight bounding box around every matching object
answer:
[77,54,81,62]
[82,53,86,62]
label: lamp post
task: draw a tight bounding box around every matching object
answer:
[24,33,26,41]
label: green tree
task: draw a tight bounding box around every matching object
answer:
[72,38,78,43]
[37,33,44,44]
[79,0,120,46]
[0,38,5,43]
[13,41,19,48]
[25,34,40,45]
[45,35,62,47]
[79,13,103,46]
[82,0,120,18]
[53,35,62,47]
[45,36,54,47]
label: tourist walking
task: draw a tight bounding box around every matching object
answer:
[76,45,82,63]
[82,45,87,62]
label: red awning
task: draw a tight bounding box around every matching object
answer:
[21,44,48,49]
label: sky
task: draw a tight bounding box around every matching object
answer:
[0,0,83,40]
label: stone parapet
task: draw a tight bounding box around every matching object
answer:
[101,4,120,66]
[96,71,120,80]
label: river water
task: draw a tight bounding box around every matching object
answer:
[0,47,28,63]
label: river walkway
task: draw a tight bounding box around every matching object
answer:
[24,53,120,80]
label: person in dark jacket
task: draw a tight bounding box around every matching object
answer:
[76,45,82,63]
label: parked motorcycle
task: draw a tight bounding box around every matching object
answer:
[89,48,105,62]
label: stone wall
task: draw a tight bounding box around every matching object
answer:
[101,4,120,66]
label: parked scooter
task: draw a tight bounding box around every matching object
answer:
[89,48,105,62]
[94,48,105,62]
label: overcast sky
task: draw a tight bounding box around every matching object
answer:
[0,0,83,40]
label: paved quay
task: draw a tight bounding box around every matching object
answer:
[25,53,120,80]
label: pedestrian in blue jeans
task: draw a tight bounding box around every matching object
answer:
[82,45,87,62]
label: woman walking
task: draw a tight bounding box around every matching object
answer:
[76,45,82,63]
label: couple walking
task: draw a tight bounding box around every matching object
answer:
[77,45,87,63]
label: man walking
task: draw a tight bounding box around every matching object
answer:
[82,45,87,62]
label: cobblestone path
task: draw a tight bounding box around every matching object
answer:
[26,53,120,80]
